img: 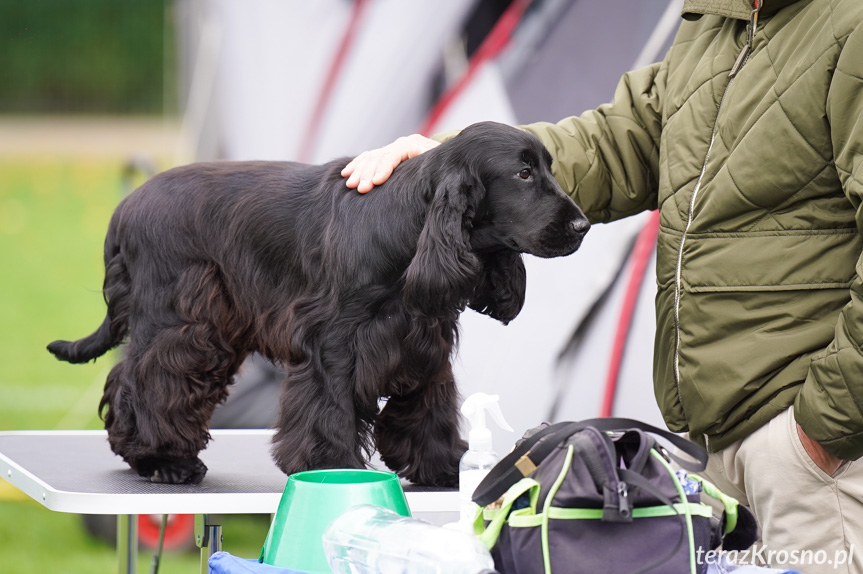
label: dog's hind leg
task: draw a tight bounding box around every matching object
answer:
[374,368,468,487]
[103,262,249,484]
[105,322,244,485]
[102,354,209,485]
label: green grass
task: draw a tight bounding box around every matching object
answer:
[0,158,269,572]
[0,158,117,429]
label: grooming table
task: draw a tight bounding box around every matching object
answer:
[0,429,459,574]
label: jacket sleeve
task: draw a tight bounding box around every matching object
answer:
[795,23,863,461]
[518,61,665,224]
[433,62,665,224]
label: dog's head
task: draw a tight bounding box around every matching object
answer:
[403,121,590,324]
[462,122,590,258]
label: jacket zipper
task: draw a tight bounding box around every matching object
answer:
[672,3,762,449]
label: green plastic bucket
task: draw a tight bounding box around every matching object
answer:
[260,469,410,573]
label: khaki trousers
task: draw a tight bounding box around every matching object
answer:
[697,406,863,574]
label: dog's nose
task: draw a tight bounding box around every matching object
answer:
[571,217,590,235]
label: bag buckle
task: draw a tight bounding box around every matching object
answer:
[515,452,537,476]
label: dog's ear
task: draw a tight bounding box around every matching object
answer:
[468,251,526,324]
[403,170,484,316]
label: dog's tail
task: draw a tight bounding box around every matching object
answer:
[48,232,131,364]
[47,315,117,364]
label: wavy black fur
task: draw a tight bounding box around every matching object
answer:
[47,121,590,486]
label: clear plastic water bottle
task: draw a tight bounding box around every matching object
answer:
[323,504,497,574]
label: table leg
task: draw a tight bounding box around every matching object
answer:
[196,514,222,574]
[117,514,138,574]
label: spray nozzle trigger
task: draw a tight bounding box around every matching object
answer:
[461,393,513,452]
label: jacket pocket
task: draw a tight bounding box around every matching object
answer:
[680,229,860,292]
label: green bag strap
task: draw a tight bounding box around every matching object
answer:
[474,476,541,550]
[690,475,739,534]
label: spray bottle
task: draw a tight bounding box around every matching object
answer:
[455,392,513,529]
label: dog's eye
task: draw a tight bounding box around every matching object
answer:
[518,168,532,180]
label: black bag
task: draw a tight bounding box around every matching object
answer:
[471,418,756,574]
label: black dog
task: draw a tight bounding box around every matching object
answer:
[48,121,589,486]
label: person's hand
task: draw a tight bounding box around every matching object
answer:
[341,134,439,193]
[796,423,844,476]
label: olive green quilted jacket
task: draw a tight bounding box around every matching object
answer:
[521,0,863,459]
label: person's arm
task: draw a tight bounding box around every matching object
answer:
[794,24,863,462]
[343,62,666,214]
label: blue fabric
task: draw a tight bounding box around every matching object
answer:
[208,551,310,574]
[706,559,801,574]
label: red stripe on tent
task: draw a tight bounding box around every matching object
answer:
[420,0,532,136]
[299,0,370,162]
[600,210,660,418]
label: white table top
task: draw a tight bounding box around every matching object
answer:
[0,429,458,516]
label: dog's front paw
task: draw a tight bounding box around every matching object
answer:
[396,451,462,487]
[425,440,467,487]
[135,456,208,485]
[381,439,465,487]
[401,465,459,488]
